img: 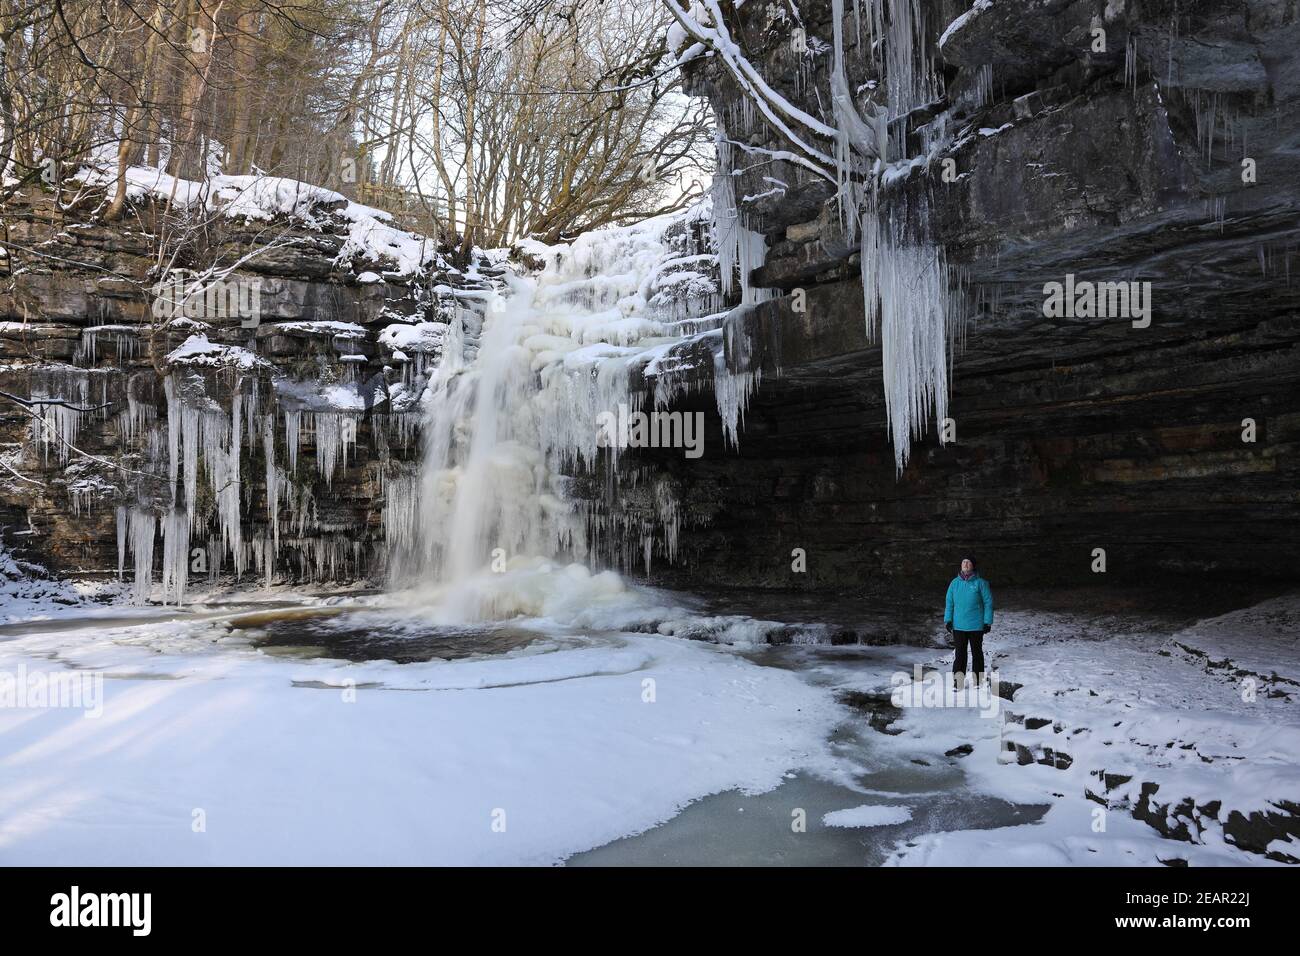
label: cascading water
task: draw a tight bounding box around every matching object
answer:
[384,206,729,620]
[412,278,577,591]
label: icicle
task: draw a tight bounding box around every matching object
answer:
[1125,33,1138,93]
[713,138,740,300]
[160,506,190,605]
[711,138,777,306]
[116,505,127,581]
[28,369,90,464]
[654,478,681,567]
[164,375,180,503]
[284,409,301,474]
[263,414,279,585]
[312,412,357,487]
[962,63,993,112]
[243,384,261,448]
[881,0,938,117]
[185,406,205,525]
[215,385,245,578]
[737,228,776,306]
[121,379,155,445]
[125,507,157,605]
[860,190,952,474]
[713,315,762,452]
[830,0,887,238]
[76,326,139,367]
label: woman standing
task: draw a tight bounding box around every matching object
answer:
[944,556,993,688]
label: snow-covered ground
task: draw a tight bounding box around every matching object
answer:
[845,601,1300,866]
[1,558,1296,866]
[0,547,132,626]
[0,564,842,865]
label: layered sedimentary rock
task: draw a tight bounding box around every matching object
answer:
[3,1,1299,597]
[0,183,491,590]
[643,0,1300,590]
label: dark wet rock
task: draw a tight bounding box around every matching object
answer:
[1223,802,1300,860]
[938,0,1099,83]
[838,689,906,735]
[635,0,1300,594]
[1103,771,1133,790]
[1038,747,1073,770]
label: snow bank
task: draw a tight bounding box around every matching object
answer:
[1169,595,1300,686]
[75,155,445,279]
[0,545,129,626]
[166,334,269,371]
[0,597,841,864]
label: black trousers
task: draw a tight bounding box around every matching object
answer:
[953,629,985,677]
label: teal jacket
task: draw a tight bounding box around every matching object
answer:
[945,574,993,631]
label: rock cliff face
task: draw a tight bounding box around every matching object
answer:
[3,1,1298,598]
[0,184,490,590]
[640,0,1300,591]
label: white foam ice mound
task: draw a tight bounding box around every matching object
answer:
[823,804,914,828]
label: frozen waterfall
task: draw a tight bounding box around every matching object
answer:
[384,205,731,608]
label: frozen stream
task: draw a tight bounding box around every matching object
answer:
[3,577,1295,865]
[0,579,1050,866]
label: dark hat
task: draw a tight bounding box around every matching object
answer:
[960,555,977,568]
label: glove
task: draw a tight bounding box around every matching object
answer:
[983,624,991,634]
[944,621,953,634]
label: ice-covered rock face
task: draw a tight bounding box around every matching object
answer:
[634,0,1300,591]
[674,0,959,472]
[2,162,739,602]
[0,167,499,598]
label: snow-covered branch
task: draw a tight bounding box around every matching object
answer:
[719,135,837,184]
[662,0,845,177]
